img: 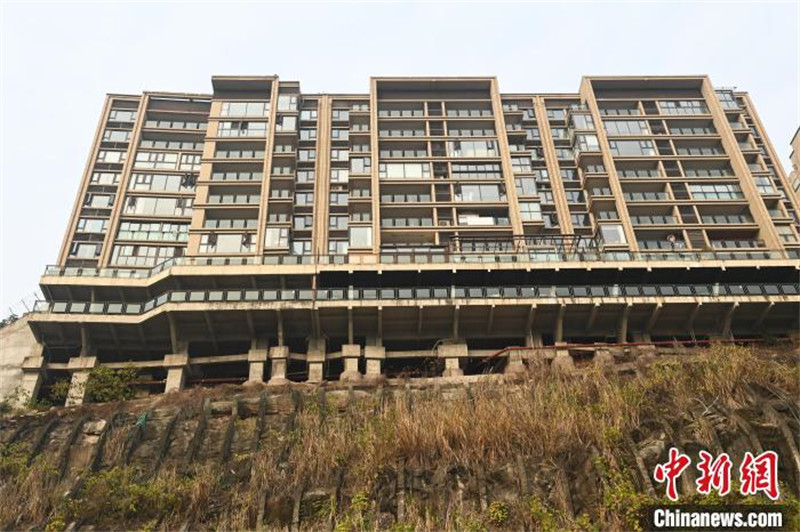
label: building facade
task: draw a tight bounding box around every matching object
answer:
[22,75,800,403]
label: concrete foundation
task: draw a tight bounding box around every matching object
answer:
[439,344,466,377]
[340,344,362,382]
[163,354,189,393]
[268,346,290,386]
[65,356,98,406]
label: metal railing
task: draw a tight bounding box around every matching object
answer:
[42,248,797,280]
[32,283,800,317]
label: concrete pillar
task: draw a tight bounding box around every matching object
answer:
[246,341,269,385]
[306,338,325,383]
[555,305,566,343]
[65,356,98,406]
[364,345,385,379]
[551,345,574,373]
[617,304,631,343]
[340,344,362,382]
[504,348,532,375]
[268,346,290,386]
[594,347,615,369]
[438,343,467,378]
[19,356,45,406]
[163,354,189,393]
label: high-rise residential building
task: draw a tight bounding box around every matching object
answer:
[22,75,800,403]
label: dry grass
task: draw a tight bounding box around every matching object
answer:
[0,344,797,531]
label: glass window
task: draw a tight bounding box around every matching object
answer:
[609,140,657,157]
[97,150,127,164]
[277,95,298,111]
[378,163,430,179]
[217,121,268,137]
[264,227,289,248]
[599,224,627,245]
[103,129,131,142]
[603,120,649,136]
[220,101,269,117]
[520,202,542,221]
[349,227,372,248]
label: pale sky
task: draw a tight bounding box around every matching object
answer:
[1,1,798,314]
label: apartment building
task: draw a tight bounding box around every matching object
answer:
[22,75,800,403]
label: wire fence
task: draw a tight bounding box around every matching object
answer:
[1,291,42,328]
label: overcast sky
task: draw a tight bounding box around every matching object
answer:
[1,1,798,314]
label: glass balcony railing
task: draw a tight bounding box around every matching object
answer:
[42,247,793,280]
[31,282,800,316]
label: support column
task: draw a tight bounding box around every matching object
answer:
[617,304,631,343]
[438,343,467,378]
[554,305,566,343]
[364,345,385,380]
[163,354,189,393]
[246,339,269,385]
[340,344,362,382]
[65,356,98,406]
[267,346,290,386]
[19,355,46,406]
[306,338,326,383]
[504,348,532,375]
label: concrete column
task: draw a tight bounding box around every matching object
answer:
[306,338,326,383]
[504,348,532,375]
[438,343,467,378]
[364,345,385,379]
[19,356,45,406]
[555,305,566,343]
[594,347,615,369]
[163,354,189,393]
[65,356,98,406]
[246,341,269,385]
[617,304,631,343]
[551,345,574,373]
[268,346,290,386]
[340,344,362,382]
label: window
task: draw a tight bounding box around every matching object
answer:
[118,221,188,241]
[108,109,137,122]
[350,158,371,174]
[575,134,599,152]
[330,192,348,205]
[515,177,538,196]
[688,184,743,200]
[277,95,298,111]
[328,216,348,230]
[97,150,127,164]
[90,172,120,185]
[179,154,201,170]
[511,157,532,174]
[130,173,195,192]
[599,224,627,245]
[292,241,312,255]
[659,100,708,115]
[84,193,115,208]
[329,240,348,254]
[609,140,657,157]
[456,184,505,202]
[298,149,316,162]
[349,227,372,248]
[124,196,192,216]
[520,202,542,221]
[295,192,314,205]
[331,169,349,183]
[331,129,349,140]
[754,176,776,194]
[217,121,268,137]
[220,101,269,117]
[299,128,317,141]
[332,109,350,121]
[330,149,349,161]
[294,216,313,231]
[777,225,798,243]
[570,114,594,130]
[604,120,649,136]
[300,109,318,121]
[451,163,502,180]
[599,104,640,116]
[297,170,315,183]
[103,130,131,142]
[446,140,497,157]
[264,227,289,248]
[76,218,108,233]
[134,152,178,169]
[379,163,431,179]
[199,233,254,253]
[69,242,101,258]
[110,245,181,267]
